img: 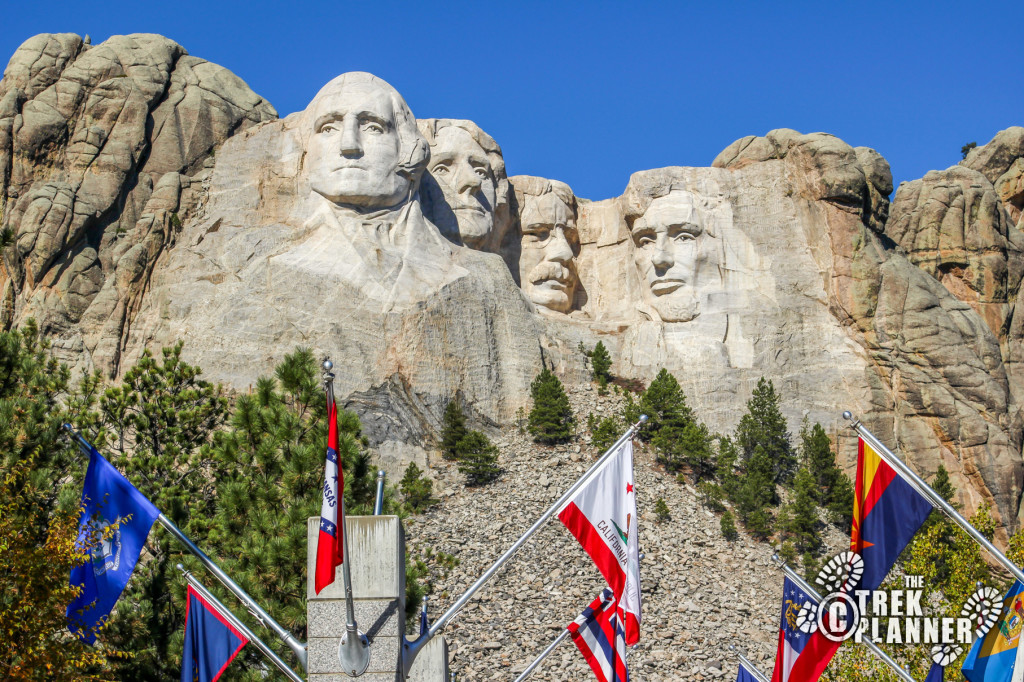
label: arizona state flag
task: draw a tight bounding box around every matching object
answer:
[851,436,933,592]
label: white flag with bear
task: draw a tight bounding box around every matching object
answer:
[558,438,642,645]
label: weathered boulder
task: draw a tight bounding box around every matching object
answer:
[963,127,1024,227]
[0,33,276,372]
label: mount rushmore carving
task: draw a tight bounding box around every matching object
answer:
[2,34,1024,538]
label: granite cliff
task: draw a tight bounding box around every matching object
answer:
[2,34,1023,537]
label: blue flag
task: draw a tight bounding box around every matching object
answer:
[66,445,160,644]
[181,586,249,682]
[925,663,944,682]
[962,581,1024,682]
[736,661,760,682]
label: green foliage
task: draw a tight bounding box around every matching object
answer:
[736,377,795,484]
[590,341,612,389]
[720,511,738,541]
[788,468,821,554]
[735,444,778,521]
[696,481,725,512]
[0,225,13,250]
[778,540,798,567]
[590,415,622,452]
[961,141,977,159]
[715,436,740,501]
[745,509,774,540]
[0,453,118,679]
[441,400,468,460]
[626,369,694,441]
[654,498,670,523]
[799,421,853,529]
[456,430,501,485]
[528,368,573,444]
[401,462,437,513]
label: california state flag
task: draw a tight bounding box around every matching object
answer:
[558,439,642,645]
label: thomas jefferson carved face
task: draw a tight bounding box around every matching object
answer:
[519,191,580,313]
[305,75,424,211]
[631,192,705,322]
[424,126,498,247]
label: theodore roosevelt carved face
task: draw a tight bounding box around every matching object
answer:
[514,177,580,314]
[630,191,705,322]
[305,73,428,212]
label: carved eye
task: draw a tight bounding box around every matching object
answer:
[673,232,696,243]
[524,227,550,244]
[433,164,450,175]
[637,235,655,247]
[474,168,488,179]
[320,123,340,134]
[363,121,385,134]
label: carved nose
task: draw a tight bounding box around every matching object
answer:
[454,164,482,194]
[546,229,574,264]
[652,238,674,271]
[340,121,362,156]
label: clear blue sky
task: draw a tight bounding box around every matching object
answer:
[5,0,1022,201]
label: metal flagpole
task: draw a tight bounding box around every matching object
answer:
[513,629,571,682]
[373,470,386,515]
[727,644,770,682]
[843,411,1024,584]
[771,554,914,682]
[400,414,649,679]
[177,565,304,682]
[62,424,308,671]
[323,360,371,676]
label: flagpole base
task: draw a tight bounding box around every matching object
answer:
[338,628,371,676]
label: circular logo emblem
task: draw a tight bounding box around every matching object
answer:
[817,591,861,642]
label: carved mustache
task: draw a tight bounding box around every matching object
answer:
[529,262,575,286]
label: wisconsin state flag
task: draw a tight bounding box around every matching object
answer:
[852,436,934,592]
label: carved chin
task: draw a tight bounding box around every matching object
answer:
[650,292,699,323]
[526,282,574,314]
[453,210,494,247]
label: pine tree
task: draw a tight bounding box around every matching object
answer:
[826,473,854,531]
[790,467,821,554]
[441,400,468,460]
[590,341,612,388]
[590,416,622,452]
[720,511,739,540]
[735,444,778,530]
[715,435,740,501]
[456,430,501,485]
[528,368,573,444]
[401,462,436,512]
[634,369,694,441]
[736,377,795,485]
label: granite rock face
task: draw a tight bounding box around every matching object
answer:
[2,36,1023,537]
[0,33,276,372]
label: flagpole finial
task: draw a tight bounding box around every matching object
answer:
[771,551,782,565]
[639,414,649,424]
[322,358,334,372]
[842,410,853,421]
[728,644,736,652]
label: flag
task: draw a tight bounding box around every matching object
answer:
[737,661,762,682]
[568,588,629,682]
[180,585,249,682]
[67,445,160,644]
[771,577,842,682]
[926,663,944,682]
[558,439,641,644]
[851,436,934,592]
[962,581,1024,682]
[314,386,344,594]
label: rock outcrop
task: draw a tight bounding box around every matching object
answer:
[0,33,276,372]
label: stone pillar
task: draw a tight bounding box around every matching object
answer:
[307,515,448,680]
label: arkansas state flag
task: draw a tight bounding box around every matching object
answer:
[852,436,933,592]
[771,577,841,682]
[314,388,344,594]
[558,439,641,645]
[568,588,629,682]
[180,585,249,682]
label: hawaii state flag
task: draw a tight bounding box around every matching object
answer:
[180,585,249,682]
[314,387,344,594]
[568,588,629,682]
[771,577,842,682]
[558,439,641,645]
[852,436,934,592]
[962,581,1024,682]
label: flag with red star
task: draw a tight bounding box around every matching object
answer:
[852,436,933,592]
[558,439,642,645]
